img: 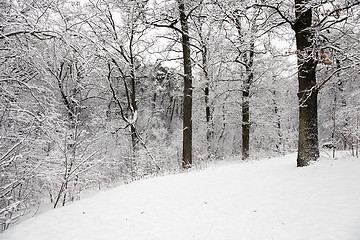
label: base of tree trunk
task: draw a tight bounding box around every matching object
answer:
[297,149,319,167]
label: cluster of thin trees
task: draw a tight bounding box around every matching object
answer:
[1,0,359,231]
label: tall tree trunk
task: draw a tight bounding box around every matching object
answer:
[235,14,254,160]
[242,41,254,160]
[272,90,283,154]
[293,0,319,167]
[201,38,213,158]
[205,82,213,157]
[129,30,138,176]
[178,0,193,168]
[242,70,251,160]
[130,66,138,155]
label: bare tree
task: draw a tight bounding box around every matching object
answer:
[147,0,198,168]
[177,0,193,168]
[254,0,360,166]
[83,0,155,176]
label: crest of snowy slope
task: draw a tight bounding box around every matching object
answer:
[1,152,360,240]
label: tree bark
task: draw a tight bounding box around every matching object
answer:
[201,37,213,158]
[234,14,254,161]
[130,59,138,157]
[241,40,254,160]
[178,0,193,168]
[128,26,139,176]
[242,68,251,160]
[294,0,319,167]
[205,83,213,156]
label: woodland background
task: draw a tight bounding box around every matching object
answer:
[1,0,359,231]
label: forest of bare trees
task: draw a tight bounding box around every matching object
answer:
[1,0,359,231]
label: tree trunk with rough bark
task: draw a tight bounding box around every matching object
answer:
[178,0,193,168]
[293,0,319,167]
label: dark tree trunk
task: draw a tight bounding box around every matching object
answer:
[201,39,213,158]
[242,66,252,160]
[178,0,193,168]
[205,83,213,149]
[128,27,139,170]
[129,60,139,178]
[234,15,254,161]
[293,0,319,167]
[241,39,254,160]
[130,73,138,154]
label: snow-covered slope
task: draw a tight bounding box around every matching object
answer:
[2,152,360,240]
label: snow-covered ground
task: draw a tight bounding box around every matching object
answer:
[1,152,360,240]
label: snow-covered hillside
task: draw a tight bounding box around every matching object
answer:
[1,152,360,240]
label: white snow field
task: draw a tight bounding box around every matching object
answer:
[1,152,360,240]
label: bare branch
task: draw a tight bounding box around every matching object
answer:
[252,3,294,29]
[317,64,355,90]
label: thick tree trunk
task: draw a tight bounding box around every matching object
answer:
[294,0,319,167]
[178,0,193,168]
